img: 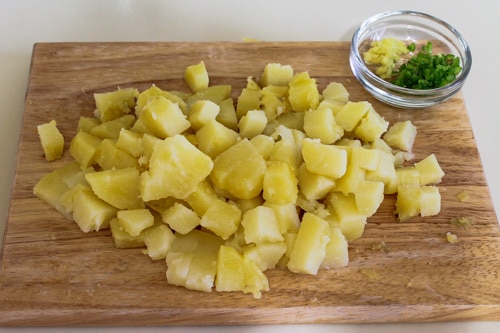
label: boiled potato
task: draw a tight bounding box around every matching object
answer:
[34,61,445,299]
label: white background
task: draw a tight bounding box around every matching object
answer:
[0,1,499,332]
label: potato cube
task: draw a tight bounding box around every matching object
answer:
[420,185,441,217]
[210,139,266,199]
[37,120,64,161]
[200,199,242,240]
[143,223,175,260]
[260,86,290,122]
[322,82,349,104]
[250,134,275,159]
[135,85,187,116]
[415,153,445,185]
[354,180,385,217]
[115,128,143,158]
[141,134,213,201]
[334,164,366,195]
[365,150,397,188]
[90,114,136,140]
[185,180,219,216]
[354,106,389,142]
[215,245,269,299]
[33,161,90,219]
[117,208,154,237]
[162,202,200,235]
[69,131,102,169]
[184,61,209,93]
[196,120,239,159]
[396,166,421,186]
[288,72,320,112]
[94,139,139,170]
[303,108,344,144]
[327,192,367,241]
[297,163,336,201]
[260,63,294,86]
[302,138,347,179]
[77,116,100,133]
[287,213,330,275]
[236,88,261,118]
[351,146,380,171]
[383,120,417,152]
[335,101,371,132]
[395,184,422,222]
[241,206,283,244]
[141,96,190,138]
[72,185,117,232]
[243,242,287,271]
[321,226,349,269]
[216,98,238,131]
[239,109,268,139]
[94,87,138,122]
[264,202,300,234]
[109,218,145,249]
[186,85,232,110]
[166,251,194,287]
[188,100,220,130]
[263,161,298,205]
[86,167,144,210]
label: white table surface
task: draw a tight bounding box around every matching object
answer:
[0,1,498,332]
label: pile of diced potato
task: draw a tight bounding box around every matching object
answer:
[34,62,445,298]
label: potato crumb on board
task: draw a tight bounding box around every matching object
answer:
[450,216,474,229]
[456,190,470,202]
[446,232,458,243]
[360,268,380,280]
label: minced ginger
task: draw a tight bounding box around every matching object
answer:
[363,38,409,79]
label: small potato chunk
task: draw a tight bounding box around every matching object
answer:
[354,106,389,142]
[143,223,175,260]
[420,185,441,217]
[86,167,144,210]
[70,131,102,169]
[200,199,242,240]
[117,208,154,237]
[321,226,349,269]
[140,134,213,201]
[239,109,268,139]
[287,213,330,275]
[303,108,344,144]
[37,120,64,161]
[90,114,136,140]
[162,202,201,235]
[210,139,266,200]
[260,63,294,86]
[72,185,117,232]
[354,180,385,217]
[383,120,417,152]
[322,82,349,104]
[94,87,139,122]
[415,154,445,185]
[302,138,347,179]
[215,245,269,299]
[196,120,239,159]
[263,161,298,205]
[335,101,371,132]
[188,100,220,130]
[184,61,209,93]
[297,163,336,201]
[396,184,422,222]
[327,192,367,241]
[241,206,283,244]
[141,96,190,138]
[288,72,320,112]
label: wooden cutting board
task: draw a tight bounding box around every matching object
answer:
[1,42,499,326]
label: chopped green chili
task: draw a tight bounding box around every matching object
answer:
[391,41,462,89]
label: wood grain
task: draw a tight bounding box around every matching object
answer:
[0,42,499,326]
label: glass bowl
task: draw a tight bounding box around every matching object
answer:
[350,10,472,108]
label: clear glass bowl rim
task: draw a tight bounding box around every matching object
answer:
[350,10,472,97]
